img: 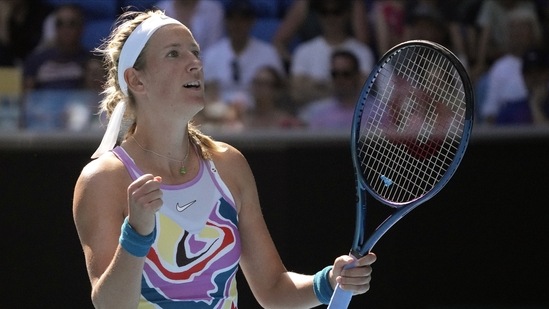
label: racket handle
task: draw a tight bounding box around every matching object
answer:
[327,284,353,309]
[327,257,358,309]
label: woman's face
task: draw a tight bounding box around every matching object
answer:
[136,23,205,118]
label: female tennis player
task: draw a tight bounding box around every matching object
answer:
[72,9,376,308]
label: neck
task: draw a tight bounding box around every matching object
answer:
[135,130,189,155]
[133,101,195,148]
[129,130,192,177]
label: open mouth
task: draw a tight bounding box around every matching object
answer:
[183,81,201,89]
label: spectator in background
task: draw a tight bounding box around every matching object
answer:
[202,0,284,113]
[404,1,450,47]
[522,48,549,124]
[0,0,52,66]
[480,8,543,125]
[536,0,549,41]
[289,0,374,109]
[60,55,106,132]
[154,0,224,53]
[82,55,107,130]
[442,0,484,70]
[299,50,364,130]
[370,0,406,57]
[272,0,370,70]
[22,4,90,91]
[21,4,92,130]
[473,0,538,82]
[243,65,302,129]
[404,0,485,67]
[371,0,475,59]
[374,0,482,69]
[84,56,105,93]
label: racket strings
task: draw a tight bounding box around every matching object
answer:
[361,76,444,202]
[357,45,467,204]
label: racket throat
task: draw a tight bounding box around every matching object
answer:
[350,248,364,259]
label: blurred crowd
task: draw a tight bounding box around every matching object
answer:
[1,0,549,133]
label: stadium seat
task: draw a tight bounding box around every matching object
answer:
[43,0,117,20]
[119,0,159,11]
[82,19,115,51]
[251,18,280,43]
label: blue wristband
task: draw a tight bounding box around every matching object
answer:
[313,265,334,304]
[119,217,156,257]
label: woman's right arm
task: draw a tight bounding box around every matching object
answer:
[72,155,161,308]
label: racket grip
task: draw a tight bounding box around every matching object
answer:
[327,258,358,309]
[327,284,353,309]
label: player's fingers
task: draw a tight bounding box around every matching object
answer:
[332,255,356,276]
[334,252,375,273]
[338,280,371,295]
[131,187,163,212]
[355,252,377,267]
[128,175,163,209]
[338,273,372,285]
[128,174,156,193]
[141,189,164,210]
[126,175,163,235]
[337,266,373,295]
[341,265,373,279]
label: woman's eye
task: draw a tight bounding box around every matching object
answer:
[192,50,201,59]
[168,50,179,57]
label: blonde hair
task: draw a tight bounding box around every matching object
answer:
[95,10,222,159]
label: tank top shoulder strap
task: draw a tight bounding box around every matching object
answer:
[203,158,236,208]
[112,146,142,180]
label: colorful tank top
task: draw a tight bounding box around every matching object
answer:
[113,146,241,308]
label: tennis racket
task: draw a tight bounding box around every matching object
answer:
[327,40,474,308]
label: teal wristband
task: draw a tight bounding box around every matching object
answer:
[119,217,156,257]
[313,266,334,304]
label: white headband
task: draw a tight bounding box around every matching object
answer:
[118,14,182,95]
[91,15,183,159]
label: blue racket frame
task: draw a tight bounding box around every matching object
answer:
[328,40,474,309]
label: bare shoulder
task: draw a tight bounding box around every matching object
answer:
[210,141,256,179]
[73,152,131,218]
[209,141,257,212]
[210,141,249,168]
[76,152,128,193]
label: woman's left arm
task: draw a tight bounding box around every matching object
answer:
[215,144,375,308]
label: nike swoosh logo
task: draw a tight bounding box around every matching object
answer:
[176,200,197,212]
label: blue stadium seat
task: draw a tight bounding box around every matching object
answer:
[24,89,98,131]
[82,19,115,51]
[119,0,159,11]
[249,0,278,18]
[43,0,117,20]
[251,18,280,43]
[217,0,292,18]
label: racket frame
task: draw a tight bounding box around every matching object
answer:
[328,40,474,309]
[350,40,474,257]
